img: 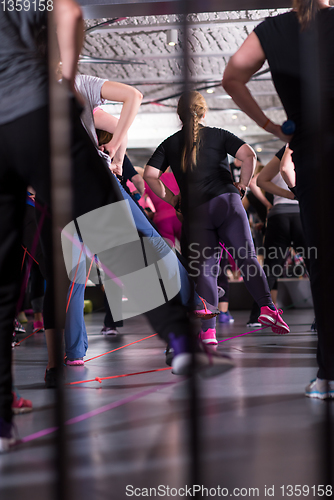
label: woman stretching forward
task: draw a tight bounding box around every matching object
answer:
[144,91,289,345]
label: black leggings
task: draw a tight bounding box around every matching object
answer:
[184,193,272,330]
[249,209,309,322]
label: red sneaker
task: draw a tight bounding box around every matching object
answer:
[12,392,33,414]
[258,306,290,334]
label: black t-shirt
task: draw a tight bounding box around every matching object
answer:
[254,8,334,151]
[147,126,244,212]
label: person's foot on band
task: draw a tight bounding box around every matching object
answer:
[33,320,45,333]
[258,305,289,334]
[199,328,218,345]
[193,296,220,319]
[305,378,334,399]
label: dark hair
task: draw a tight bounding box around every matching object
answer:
[177,91,208,172]
[96,129,113,146]
[293,0,320,29]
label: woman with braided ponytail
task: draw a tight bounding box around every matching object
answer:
[223,0,334,398]
[144,91,289,346]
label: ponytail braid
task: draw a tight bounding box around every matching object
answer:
[177,91,208,172]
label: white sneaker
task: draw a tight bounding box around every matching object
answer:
[101,326,118,336]
[305,378,334,399]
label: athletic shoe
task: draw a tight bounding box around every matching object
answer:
[247,321,262,328]
[12,392,33,414]
[305,378,334,399]
[172,342,234,378]
[193,297,220,319]
[65,357,84,366]
[311,318,317,332]
[44,367,63,389]
[258,306,290,334]
[199,328,218,345]
[13,319,25,334]
[33,320,45,333]
[0,418,17,453]
[165,346,174,367]
[218,311,234,324]
[101,326,119,335]
[17,311,28,324]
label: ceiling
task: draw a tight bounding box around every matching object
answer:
[77,0,292,165]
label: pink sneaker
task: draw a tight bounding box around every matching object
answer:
[65,357,84,366]
[258,306,290,334]
[193,297,220,319]
[199,328,218,345]
[33,320,44,333]
[12,392,33,414]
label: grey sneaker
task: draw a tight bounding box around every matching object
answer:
[305,378,334,399]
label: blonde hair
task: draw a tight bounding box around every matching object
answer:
[293,0,320,29]
[177,91,208,172]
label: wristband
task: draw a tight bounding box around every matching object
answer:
[262,117,271,130]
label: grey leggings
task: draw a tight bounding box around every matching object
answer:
[185,193,272,330]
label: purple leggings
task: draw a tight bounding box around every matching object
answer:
[185,193,272,330]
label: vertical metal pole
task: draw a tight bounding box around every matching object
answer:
[48,9,72,500]
[180,2,201,495]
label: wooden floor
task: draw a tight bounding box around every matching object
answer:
[1,308,333,500]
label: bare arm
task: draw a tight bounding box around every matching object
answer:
[54,0,84,92]
[234,143,257,190]
[279,146,296,188]
[100,81,143,160]
[249,174,273,209]
[93,108,127,174]
[130,173,145,196]
[222,32,292,143]
[143,165,179,208]
[257,155,295,200]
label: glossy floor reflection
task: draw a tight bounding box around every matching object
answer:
[1,308,333,500]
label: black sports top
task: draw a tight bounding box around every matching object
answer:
[254,8,334,150]
[147,126,244,212]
